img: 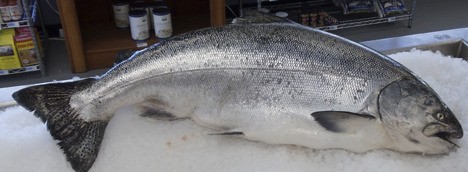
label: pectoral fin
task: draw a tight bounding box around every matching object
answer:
[311,111,375,133]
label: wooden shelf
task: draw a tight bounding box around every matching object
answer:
[81,14,210,69]
[82,23,154,53]
[81,23,155,69]
[57,0,224,72]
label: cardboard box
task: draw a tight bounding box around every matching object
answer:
[1,28,15,35]
[16,27,30,34]
[0,29,21,70]
[15,32,38,66]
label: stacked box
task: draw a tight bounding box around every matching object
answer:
[0,28,21,70]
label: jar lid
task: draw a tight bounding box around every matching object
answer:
[153,7,170,15]
[129,10,147,17]
[131,1,148,9]
[112,0,128,6]
[148,1,168,8]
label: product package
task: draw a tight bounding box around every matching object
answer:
[0,13,3,23]
[375,0,408,18]
[342,0,375,14]
[0,0,11,22]
[0,28,21,70]
[15,32,38,66]
[8,0,23,21]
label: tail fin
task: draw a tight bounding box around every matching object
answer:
[12,78,108,172]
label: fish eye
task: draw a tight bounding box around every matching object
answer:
[436,113,445,120]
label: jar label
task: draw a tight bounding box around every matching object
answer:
[130,15,149,40]
[153,14,172,38]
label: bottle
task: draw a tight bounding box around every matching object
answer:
[112,0,129,28]
[128,9,149,41]
[148,1,167,30]
[152,7,172,39]
[131,1,151,30]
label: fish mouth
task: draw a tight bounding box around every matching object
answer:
[423,123,463,147]
[434,132,460,147]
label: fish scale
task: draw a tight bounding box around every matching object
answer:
[79,24,403,119]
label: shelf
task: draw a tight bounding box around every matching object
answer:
[0,1,29,30]
[57,0,218,73]
[0,64,40,76]
[82,23,158,54]
[316,14,412,31]
[81,14,210,70]
[0,0,46,77]
[0,20,29,30]
[244,0,414,31]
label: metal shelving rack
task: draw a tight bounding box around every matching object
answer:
[0,0,47,76]
[250,0,415,31]
[316,13,413,31]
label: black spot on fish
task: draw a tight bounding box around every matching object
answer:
[258,36,270,44]
[255,60,262,66]
[409,138,420,144]
[424,98,434,106]
[276,78,283,84]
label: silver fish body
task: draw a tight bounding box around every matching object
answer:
[13,23,463,172]
[79,23,406,121]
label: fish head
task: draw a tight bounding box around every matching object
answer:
[378,79,463,154]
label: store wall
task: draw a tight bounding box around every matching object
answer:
[37,0,61,25]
